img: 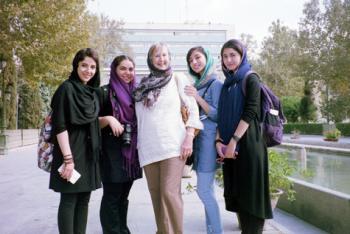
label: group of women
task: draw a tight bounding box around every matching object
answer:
[48,39,272,234]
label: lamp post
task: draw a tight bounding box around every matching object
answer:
[0,59,7,133]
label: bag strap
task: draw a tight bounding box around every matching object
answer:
[173,74,186,106]
[100,84,110,114]
[241,70,259,96]
[198,79,215,113]
[242,71,273,107]
[200,79,215,99]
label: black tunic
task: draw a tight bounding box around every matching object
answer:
[98,86,142,183]
[222,74,273,219]
[49,80,101,193]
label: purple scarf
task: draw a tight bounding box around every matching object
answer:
[109,63,139,178]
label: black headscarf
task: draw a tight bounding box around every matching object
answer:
[52,48,101,162]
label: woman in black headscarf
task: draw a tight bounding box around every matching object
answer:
[49,48,101,234]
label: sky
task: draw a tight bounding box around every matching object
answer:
[87,0,309,45]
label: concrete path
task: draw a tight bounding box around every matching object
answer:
[0,145,325,234]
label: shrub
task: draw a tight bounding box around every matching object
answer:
[323,128,341,140]
[215,150,296,201]
[268,149,296,201]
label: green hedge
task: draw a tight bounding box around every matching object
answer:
[335,123,350,136]
[284,123,323,135]
[284,123,350,136]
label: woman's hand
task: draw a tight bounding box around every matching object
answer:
[180,133,194,160]
[60,162,75,181]
[224,138,238,159]
[184,85,199,100]
[107,116,124,136]
[216,141,225,163]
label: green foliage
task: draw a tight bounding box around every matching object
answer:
[299,82,317,122]
[0,1,127,128]
[284,123,350,136]
[268,149,296,201]
[321,94,350,123]
[336,123,350,136]
[215,168,224,188]
[284,123,323,135]
[323,128,341,140]
[18,81,41,128]
[215,150,296,201]
[256,20,304,97]
[298,0,350,122]
[281,96,301,123]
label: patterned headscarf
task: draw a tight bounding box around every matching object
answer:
[133,43,173,107]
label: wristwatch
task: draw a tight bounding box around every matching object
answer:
[232,134,241,142]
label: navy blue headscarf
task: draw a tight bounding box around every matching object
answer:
[217,39,252,146]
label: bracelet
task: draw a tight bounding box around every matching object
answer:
[64,154,72,158]
[64,158,73,164]
[215,139,223,144]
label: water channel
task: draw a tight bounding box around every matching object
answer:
[276,147,350,195]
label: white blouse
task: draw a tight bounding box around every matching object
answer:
[135,72,203,167]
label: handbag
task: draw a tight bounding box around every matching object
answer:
[37,111,54,172]
[174,76,200,135]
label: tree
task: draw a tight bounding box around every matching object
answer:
[281,96,301,123]
[298,0,350,122]
[239,33,258,60]
[0,1,99,128]
[88,15,130,69]
[256,20,304,97]
[299,81,317,122]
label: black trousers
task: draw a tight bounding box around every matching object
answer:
[58,192,91,234]
[238,211,265,234]
[100,182,133,234]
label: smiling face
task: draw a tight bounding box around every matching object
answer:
[116,59,135,84]
[77,56,97,84]
[151,45,170,70]
[222,48,242,72]
[189,50,207,75]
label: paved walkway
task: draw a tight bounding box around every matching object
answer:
[0,145,326,234]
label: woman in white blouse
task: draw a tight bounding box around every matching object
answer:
[133,42,202,234]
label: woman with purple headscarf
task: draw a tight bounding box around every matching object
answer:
[98,55,142,234]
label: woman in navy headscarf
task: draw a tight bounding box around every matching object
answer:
[98,55,142,234]
[216,39,272,233]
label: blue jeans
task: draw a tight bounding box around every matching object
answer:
[196,171,223,234]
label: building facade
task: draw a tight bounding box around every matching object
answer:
[102,22,235,82]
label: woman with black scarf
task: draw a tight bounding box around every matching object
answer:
[216,39,272,233]
[49,48,101,234]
